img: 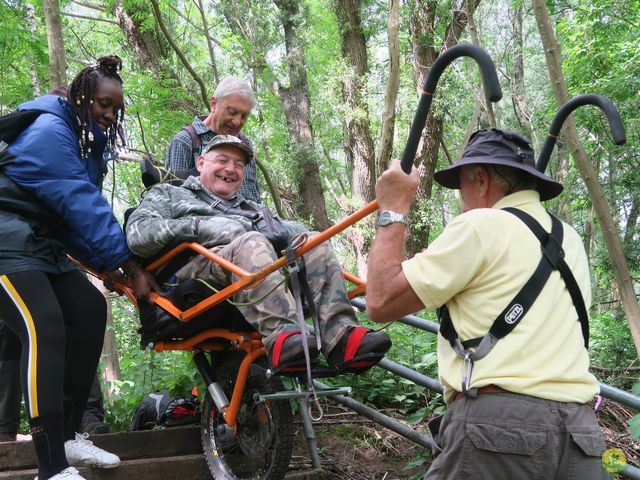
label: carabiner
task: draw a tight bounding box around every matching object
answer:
[461,352,474,394]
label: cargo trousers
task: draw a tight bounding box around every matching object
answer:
[176,231,357,354]
[424,390,608,480]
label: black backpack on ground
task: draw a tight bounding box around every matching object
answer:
[130,391,200,430]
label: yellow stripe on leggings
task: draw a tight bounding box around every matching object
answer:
[0,275,38,417]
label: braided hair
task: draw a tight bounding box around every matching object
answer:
[68,55,124,158]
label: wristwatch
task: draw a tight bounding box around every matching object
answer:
[378,210,408,227]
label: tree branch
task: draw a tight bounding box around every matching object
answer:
[149,0,209,109]
[70,0,106,12]
[375,0,400,174]
[168,4,204,34]
[196,0,219,84]
[134,109,152,160]
[63,12,118,24]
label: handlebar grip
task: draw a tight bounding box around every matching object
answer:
[537,94,626,173]
[400,44,502,174]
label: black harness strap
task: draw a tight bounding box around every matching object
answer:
[439,208,589,359]
[193,189,260,221]
[503,208,589,348]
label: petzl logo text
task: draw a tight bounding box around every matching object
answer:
[504,304,524,324]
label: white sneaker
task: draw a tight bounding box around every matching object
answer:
[34,466,87,480]
[64,432,120,469]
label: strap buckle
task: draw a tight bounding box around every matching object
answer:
[542,232,564,267]
[461,352,474,395]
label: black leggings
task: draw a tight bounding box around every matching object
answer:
[0,270,106,436]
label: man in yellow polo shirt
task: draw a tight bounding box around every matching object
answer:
[366,129,607,479]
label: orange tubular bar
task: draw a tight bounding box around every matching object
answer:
[343,271,367,299]
[244,200,379,283]
[152,328,262,352]
[221,346,266,427]
[146,242,251,278]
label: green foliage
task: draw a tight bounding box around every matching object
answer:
[324,313,445,427]
[589,310,637,389]
[627,412,640,440]
[105,298,202,430]
[0,1,48,110]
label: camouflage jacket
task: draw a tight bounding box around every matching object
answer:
[126,176,306,258]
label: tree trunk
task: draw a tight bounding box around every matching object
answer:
[466,1,496,128]
[149,0,209,109]
[197,0,219,84]
[552,142,572,222]
[26,4,41,97]
[334,0,376,205]
[88,276,121,395]
[406,0,477,254]
[113,0,165,74]
[42,0,66,88]
[376,0,401,174]
[333,0,379,276]
[275,0,331,231]
[533,0,640,356]
[510,2,533,140]
[624,193,639,253]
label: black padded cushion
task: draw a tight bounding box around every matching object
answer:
[138,278,255,346]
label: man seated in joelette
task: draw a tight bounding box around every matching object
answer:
[126,135,391,371]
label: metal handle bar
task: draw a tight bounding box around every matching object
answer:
[400,44,503,174]
[536,94,627,173]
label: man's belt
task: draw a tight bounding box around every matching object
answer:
[451,384,509,403]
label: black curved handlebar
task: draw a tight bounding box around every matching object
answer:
[536,94,627,173]
[400,44,502,174]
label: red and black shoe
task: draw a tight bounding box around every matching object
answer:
[327,327,392,374]
[267,328,320,373]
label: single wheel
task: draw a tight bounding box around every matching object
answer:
[201,353,294,479]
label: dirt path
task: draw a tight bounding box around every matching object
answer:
[289,405,425,479]
[286,397,640,479]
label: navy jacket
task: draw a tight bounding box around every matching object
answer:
[0,94,131,274]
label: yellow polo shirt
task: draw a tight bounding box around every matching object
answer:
[403,190,599,404]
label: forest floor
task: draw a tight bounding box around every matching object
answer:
[290,403,424,479]
[289,397,640,480]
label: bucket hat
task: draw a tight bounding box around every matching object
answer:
[433,129,563,200]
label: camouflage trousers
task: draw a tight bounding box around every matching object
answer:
[176,231,357,354]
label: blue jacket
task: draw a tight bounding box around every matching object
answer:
[0,94,132,274]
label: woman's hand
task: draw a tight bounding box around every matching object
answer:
[103,269,126,293]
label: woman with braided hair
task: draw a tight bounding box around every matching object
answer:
[0,56,161,480]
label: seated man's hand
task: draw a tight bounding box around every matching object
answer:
[129,269,164,304]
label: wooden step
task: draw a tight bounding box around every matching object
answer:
[0,425,321,479]
[0,426,202,471]
[0,454,211,480]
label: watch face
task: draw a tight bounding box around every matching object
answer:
[379,211,407,226]
[379,211,392,225]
